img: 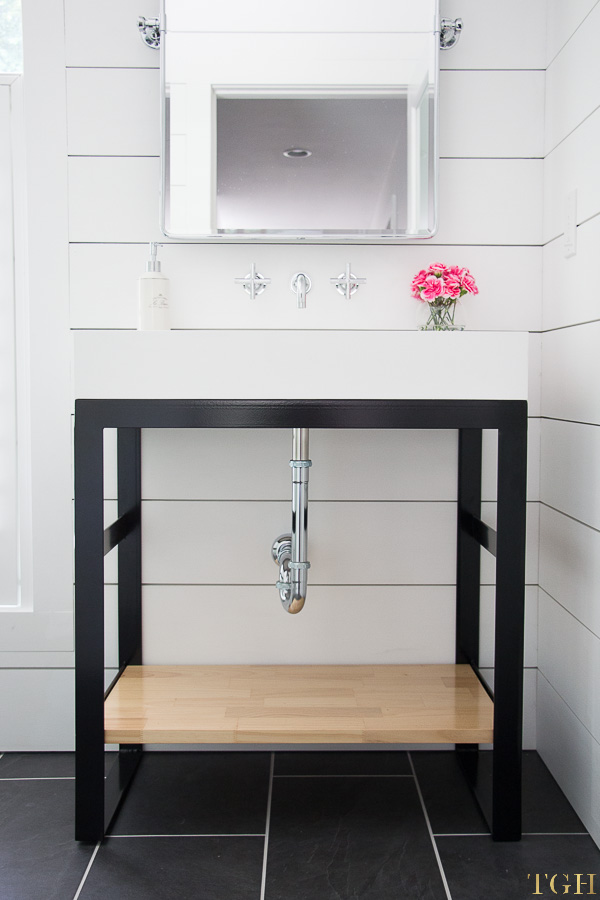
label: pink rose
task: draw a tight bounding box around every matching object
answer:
[421,274,443,301]
[461,271,478,294]
[411,269,428,298]
[430,263,448,276]
[443,274,462,299]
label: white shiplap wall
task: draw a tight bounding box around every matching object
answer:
[0,0,544,749]
[538,0,600,846]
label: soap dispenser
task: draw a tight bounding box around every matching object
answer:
[138,242,170,330]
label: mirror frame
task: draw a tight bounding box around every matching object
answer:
[159,3,440,244]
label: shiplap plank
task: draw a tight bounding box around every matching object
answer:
[538,590,600,745]
[69,241,542,332]
[543,107,600,243]
[67,68,160,156]
[540,418,600,530]
[545,2,600,154]
[539,504,600,639]
[537,674,600,843]
[439,70,544,159]
[67,156,542,246]
[543,215,600,330]
[142,585,455,665]
[141,500,457,586]
[541,323,600,426]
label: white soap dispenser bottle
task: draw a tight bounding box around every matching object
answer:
[138,242,170,330]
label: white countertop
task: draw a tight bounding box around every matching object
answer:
[73,330,529,402]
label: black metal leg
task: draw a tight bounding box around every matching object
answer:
[491,417,527,840]
[117,428,142,668]
[456,429,483,666]
[74,414,105,842]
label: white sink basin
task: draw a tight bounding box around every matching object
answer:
[73,330,529,401]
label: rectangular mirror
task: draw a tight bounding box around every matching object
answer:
[161,3,439,242]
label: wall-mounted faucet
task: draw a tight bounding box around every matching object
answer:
[290,272,312,309]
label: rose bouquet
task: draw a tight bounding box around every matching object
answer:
[411,263,478,331]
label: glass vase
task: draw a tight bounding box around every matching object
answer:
[417,299,466,331]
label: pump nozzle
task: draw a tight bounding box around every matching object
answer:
[147,242,162,273]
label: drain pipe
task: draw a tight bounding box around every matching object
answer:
[272,428,311,614]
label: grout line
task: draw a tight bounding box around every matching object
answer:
[273,774,414,778]
[108,833,266,838]
[72,841,101,900]
[408,753,453,900]
[524,832,589,836]
[434,831,589,838]
[260,753,275,900]
[0,776,75,782]
[433,833,489,837]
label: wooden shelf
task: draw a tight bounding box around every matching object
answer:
[105,664,493,745]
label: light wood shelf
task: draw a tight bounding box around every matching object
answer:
[105,664,493,745]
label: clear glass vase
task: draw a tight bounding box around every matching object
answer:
[417,299,466,331]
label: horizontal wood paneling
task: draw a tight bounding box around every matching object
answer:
[439,0,546,70]
[0,669,75,750]
[539,504,600,638]
[140,428,458,501]
[545,0,598,66]
[64,0,160,68]
[63,0,545,68]
[69,241,542,331]
[141,585,456,665]
[141,500,457,586]
[543,108,600,243]
[540,417,600,529]
[537,673,600,843]
[65,67,544,162]
[539,590,600,744]
[543,215,600,330]
[66,68,160,156]
[67,156,543,246]
[545,2,600,154]
[67,157,163,243]
[439,70,544,159]
[541,323,600,426]
[433,159,542,246]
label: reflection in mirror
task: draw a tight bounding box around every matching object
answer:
[162,17,438,242]
[216,95,408,233]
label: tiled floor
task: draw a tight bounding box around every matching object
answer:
[1,749,599,899]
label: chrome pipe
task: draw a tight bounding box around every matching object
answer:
[272,427,311,613]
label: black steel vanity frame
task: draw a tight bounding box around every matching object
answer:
[74,398,528,842]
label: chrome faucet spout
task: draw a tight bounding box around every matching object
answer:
[290,272,312,309]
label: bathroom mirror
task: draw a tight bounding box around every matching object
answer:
[160,3,439,242]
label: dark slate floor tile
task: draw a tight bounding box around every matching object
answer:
[78,836,264,900]
[265,775,446,899]
[0,751,75,778]
[412,750,587,837]
[274,750,411,776]
[438,834,600,900]
[108,751,270,836]
[521,751,586,833]
[0,779,94,900]
[410,750,489,835]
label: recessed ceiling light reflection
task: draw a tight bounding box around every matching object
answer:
[283,148,312,159]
